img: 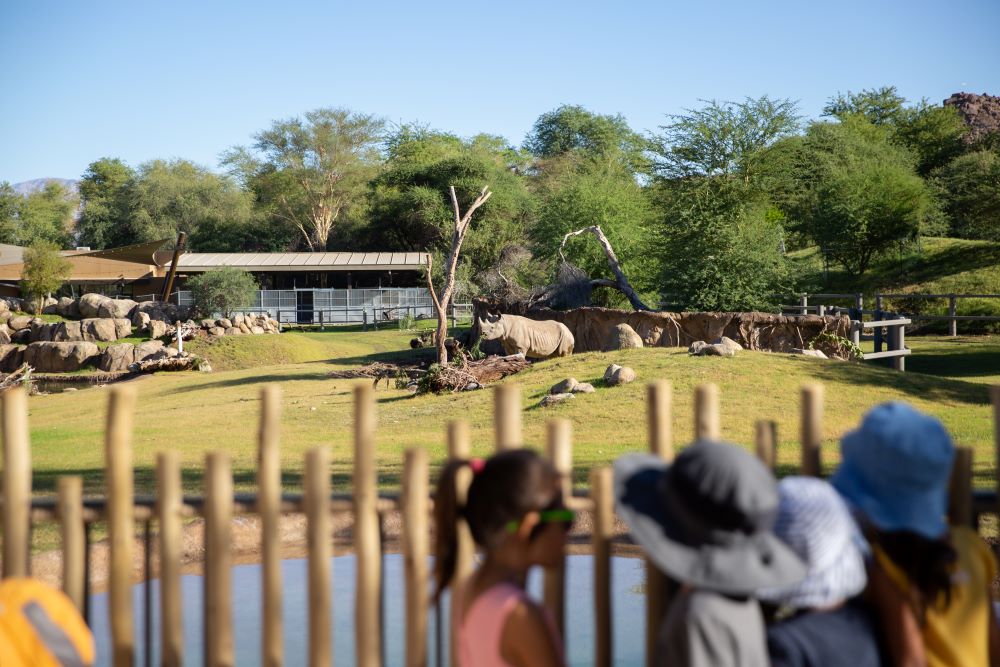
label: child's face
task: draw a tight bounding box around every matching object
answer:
[525,481,572,568]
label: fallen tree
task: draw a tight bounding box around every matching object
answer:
[556,225,650,311]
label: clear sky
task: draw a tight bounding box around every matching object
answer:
[2,0,998,185]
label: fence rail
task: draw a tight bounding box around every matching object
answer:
[3,382,998,667]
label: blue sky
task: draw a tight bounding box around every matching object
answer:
[2,0,998,184]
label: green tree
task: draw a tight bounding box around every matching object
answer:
[791,117,930,275]
[77,158,136,249]
[524,105,650,175]
[823,86,907,126]
[0,182,20,244]
[933,149,1000,240]
[16,182,77,247]
[187,267,258,318]
[223,107,385,251]
[21,241,72,314]
[894,102,967,175]
[652,96,800,189]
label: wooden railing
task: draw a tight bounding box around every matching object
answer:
[2,382,999,667]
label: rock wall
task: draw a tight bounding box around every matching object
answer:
[472,300,851,354]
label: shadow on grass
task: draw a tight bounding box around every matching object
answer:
[166,371,335,394]
[803,358,991,407]
[906,349,1000,381]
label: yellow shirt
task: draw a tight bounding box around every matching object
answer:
[875,526,997,667]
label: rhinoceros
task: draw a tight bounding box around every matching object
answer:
[477,314,575,359]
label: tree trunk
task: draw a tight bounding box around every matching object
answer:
[559,225,650,311]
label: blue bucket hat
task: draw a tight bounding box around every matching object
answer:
[830,402,954,539]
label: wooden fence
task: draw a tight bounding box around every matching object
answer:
[2,381,1000,667]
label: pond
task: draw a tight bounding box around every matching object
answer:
[88,554,647,666]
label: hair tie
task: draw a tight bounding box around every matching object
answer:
[469,458,485,475]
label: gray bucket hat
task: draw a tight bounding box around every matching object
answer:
[614,440,806,595]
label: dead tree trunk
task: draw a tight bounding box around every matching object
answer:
[559,225,650,311]
[426,185,493,365]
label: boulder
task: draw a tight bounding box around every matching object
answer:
[209,327,225,337]
[218,318,233,330]
[99,343,136,372]
[0,300,7,314]
[250,325,265,335]
[148,319,169,339]
[164,346,179,357]
[8,315,34,332]
[24,341,100,372]
[201,319,217,329]
[52,321,84,342]
[540,393,575,407]
[30,321,53,342]
[131,309,150,329]
[113,318,132,339]
[79,293,109,319]
[40,297,59,314]
[98,298,137,320]
[550,378,579,394]
[689,336,742,358]
[604,364,636,386]
[56,297,80,319]
[135,340,165,361]
[0,312,9,325]
[716,336,743,355]
[791,348,828,359]
[0,327,9,346]
[82,318,119,342]
[238,323,251,335]
[233,314,245,327]
[11,329,31,344]
[604,323,644,351]
[572,382,595,393]
[225,327,241,336]
[0,344,24,372]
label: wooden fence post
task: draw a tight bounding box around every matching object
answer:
[403,448,429,667]
[258,385,284,667]
[57,476,84,613]
[205,451,234,667]
[591,467,613,667]
[949,295,958,337]
[157,451,183,667]
[447,420,473,667]
[305,448,332,667]
[2,386,30,579]
[494,384,522,451]
[106,385,136,667]
[947,447,973,528]
[645,381,671,667]
[354,384,382,667]
[854,293,863,311]
[544,419,571,641]
[755,421,778,472]
[694,384,720,441]
[800,384,823,476]
[799,294,808,316]
[894,324,906,372]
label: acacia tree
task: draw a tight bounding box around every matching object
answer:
[426,185,492,365]
[223,107,385,250]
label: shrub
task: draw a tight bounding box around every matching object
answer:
[186,267,258,318]
[21,241,71,314]
[809,331,864,361]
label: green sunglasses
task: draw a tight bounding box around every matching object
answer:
[505,509,576,534]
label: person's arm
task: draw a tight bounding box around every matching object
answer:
[866,556,927,667]
[500,599,564,667]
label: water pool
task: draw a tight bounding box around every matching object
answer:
[88,554,647,666]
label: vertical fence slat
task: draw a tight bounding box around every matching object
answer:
[403,448,429,667]
[645,381,671,667]
[800,384,824,476]
[354,384,382,667]
[157,451,183,667]
[754,420,778,472]
[2,386,30,579]
[305,448,332,667]
[694,383,719,441]
[493,384,522,451]
[993,387,1000,527]
[544,419,571,641]
[948,447,973,527]
[258,385,283,667]
[205,451,233,667]
[591,467,613,667]
[58,475,84,612]
[447,420,473,667]
[106,385,136,667]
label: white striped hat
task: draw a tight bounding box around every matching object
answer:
[756,476,867,609]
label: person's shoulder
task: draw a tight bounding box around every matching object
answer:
[950,525,997,574]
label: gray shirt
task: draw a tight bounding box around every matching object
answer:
[657,588,768,667]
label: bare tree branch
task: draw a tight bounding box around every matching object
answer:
[558,225,651,311]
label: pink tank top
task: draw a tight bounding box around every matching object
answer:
[457,583,562,667]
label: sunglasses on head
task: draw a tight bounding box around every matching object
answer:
[505,495,575,535]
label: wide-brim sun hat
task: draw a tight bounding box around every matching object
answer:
[614,440,807,596]
[830,402,954,539]
[757,477,867,609]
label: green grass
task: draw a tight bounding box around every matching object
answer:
[23,329,999,504]
[789,237,1000,331]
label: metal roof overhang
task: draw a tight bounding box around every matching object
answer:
[173,252,429,273]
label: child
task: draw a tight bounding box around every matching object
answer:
[757,476,885,667]
[614,439,807,667]
[434,449,572,667]
[831,402,1000,667]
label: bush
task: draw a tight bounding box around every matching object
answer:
[187,267,258,318]
[21,241,71,314]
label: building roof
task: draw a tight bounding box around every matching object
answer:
[0,244,26,266]
[173,252,429,272]
[78,239,171,265]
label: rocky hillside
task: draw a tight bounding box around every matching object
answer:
[945,92,1000,144]
[10,178,79,196]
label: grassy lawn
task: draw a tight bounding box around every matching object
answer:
[23,329,999,506]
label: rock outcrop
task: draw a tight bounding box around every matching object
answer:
[24,341,100,372]
[945,92,1000,144]
[99,343,136,372]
